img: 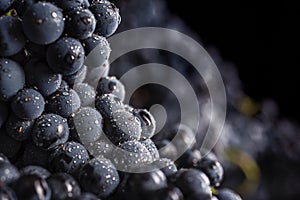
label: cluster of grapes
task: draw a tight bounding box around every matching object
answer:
[0,0,244,200]
[110,0,300,199]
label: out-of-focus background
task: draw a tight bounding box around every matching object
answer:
[165,1,300,121]
[111,1,300,199]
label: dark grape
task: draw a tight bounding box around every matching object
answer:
[175,149,201,169]
[46,88,81,118]
[174,169,212,199]
[22,2,64,45]
[155,139,178,161]
[11,88,45,120]
[32,113,69,150]
[95,93,124,118]
[0,58,25,101]
[96,76,125,101]
[77,157,119,198]
[126,169,167,198]
[86,135,114,159]
[46,37,85,76]
[167,124,195,153]
[152,158,178,177]
[0,16,26,56]
[64,8,96,39]
[90,0,121,37]
[104,109,141,145]
[49,141,89,174]
[195,158,224,187]
[82,34,110,69]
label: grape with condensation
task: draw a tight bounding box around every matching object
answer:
[95,93,124,118]
[141,138,159,161]
[73,107,103,145]
[64,8,96,40]
[96,76,125,102]
[46,88,81,118]
[0,58,25,101]
[0,0,248,199]
[89,0,121,37]
[73,83,96,107]
[22,2,64,45]
[46,37,85,76]
[77,157,120,198]
[113,140,153,171]
[49,141,89,174]
[32,113,69,150]
[11,88,45,120]
[104,109,142,145]
[82,34,111,69]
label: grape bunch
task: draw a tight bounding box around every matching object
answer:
[0,0,242,200]
[109,1,300,199]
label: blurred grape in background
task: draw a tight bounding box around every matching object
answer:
[110,0,300,199]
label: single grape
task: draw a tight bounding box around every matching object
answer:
[0,58,25,101]
[0,16,25,56]
[90,0,121,37]
[46,37,85,76]
[64,8,96,39]
[22,2,64,45]
[32,113,69,150]
[11,88,45,120]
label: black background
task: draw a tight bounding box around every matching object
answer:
[166,1,300,121]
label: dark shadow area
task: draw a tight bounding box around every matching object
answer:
[166,1,300,121]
